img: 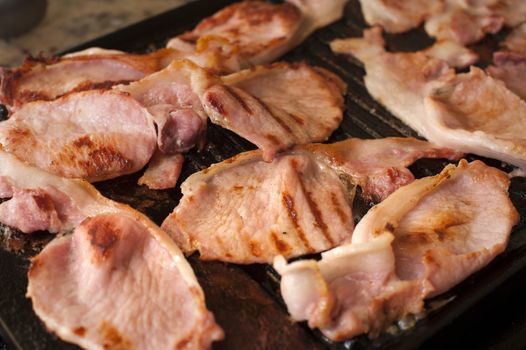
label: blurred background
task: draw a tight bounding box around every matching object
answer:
[0,0,191,67]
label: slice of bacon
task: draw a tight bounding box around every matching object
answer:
[138,152,185,190]
[27,212,223,350]
[424,66,526,172]
[203,62,346,161]
[352,160,518,297]
[0,90,157,182]
[0,146,115,234]
[162,149,356,264]
[0,186,81,234]
[275,233,423,340]
[0,147,223,348]
[275,160,518,341]
[286,0,348,44]
[0,48,177,112]
[166,0,348,73]
[332,28,526,173]
[161,137,460,264]
[358,0,443,33]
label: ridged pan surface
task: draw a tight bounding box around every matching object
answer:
[1,0,526,349]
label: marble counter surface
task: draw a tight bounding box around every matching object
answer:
[0,0,192,67]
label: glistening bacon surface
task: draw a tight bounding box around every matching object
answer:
[169,1,302,70]
[161,137,460,264]
[0,147,223,348]
[275,160,518,341]
[0,48,177,112]
[0,90,157,182]
[204,62,346,161]
[166,0,348,73]
[331,27,453,139]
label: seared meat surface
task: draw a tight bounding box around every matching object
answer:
[162,137,460,264]
[276,160,518,340]
[0,90,157,182]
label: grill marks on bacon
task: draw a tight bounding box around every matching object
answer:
[166,0,348,73]
[275,160,518,341]
[0,148,223,348]
[331,28,526,173]
[0,48,176,112]
[0,150,106,235]
[161,137,461,264]
[0,90,157,182]
[162,151,354,263]
[204,62,346,161]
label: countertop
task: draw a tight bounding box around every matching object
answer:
[0,0,192,67]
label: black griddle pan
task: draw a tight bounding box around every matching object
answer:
[1,0,526,349]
